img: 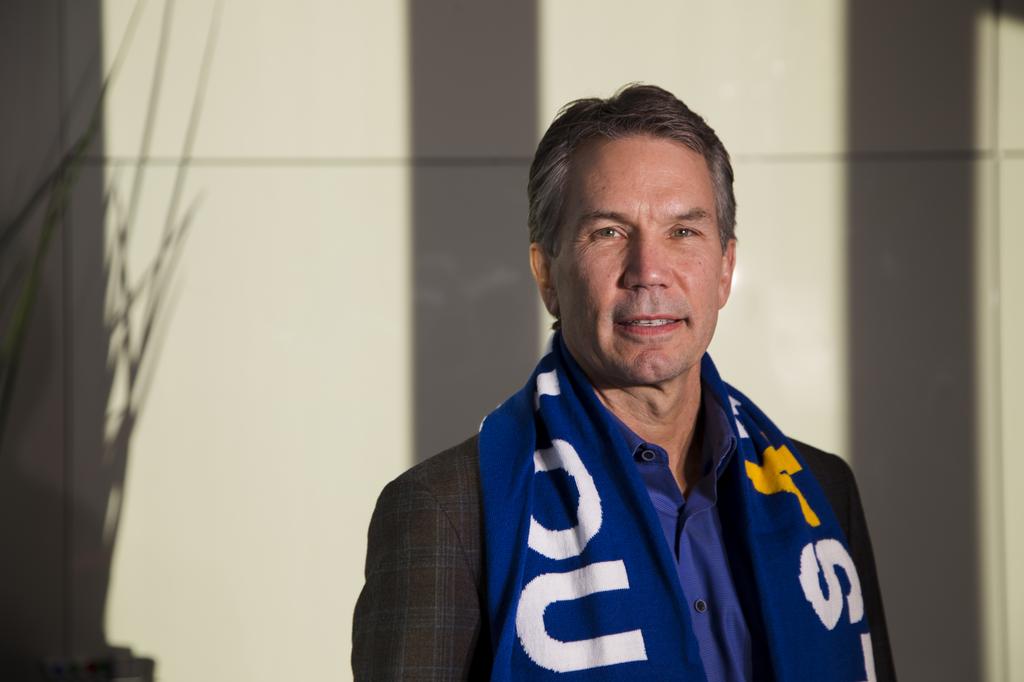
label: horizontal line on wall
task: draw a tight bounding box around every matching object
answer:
[83,155,533,167]
[734,149,1002,163]
[79,149,1024,167]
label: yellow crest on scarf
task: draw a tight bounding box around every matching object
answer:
[745,444,821,527]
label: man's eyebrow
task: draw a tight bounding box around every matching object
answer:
[577,210,629,224]
[576,207,713,224]
[672,208,712,222]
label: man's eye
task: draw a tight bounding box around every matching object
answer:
[672,227,694,238]
[594,227,621,238]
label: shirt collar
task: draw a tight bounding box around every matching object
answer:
[612,380,738,478]
[701,382,738,477]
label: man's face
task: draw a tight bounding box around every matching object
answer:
[530,135,736,391]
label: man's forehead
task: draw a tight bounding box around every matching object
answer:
[563,136,716,215]
[570,134,704,166]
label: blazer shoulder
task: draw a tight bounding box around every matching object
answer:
[384,433,481,511]
[791,438,853,489]
[370,433,483,582]
[378,436,481,524]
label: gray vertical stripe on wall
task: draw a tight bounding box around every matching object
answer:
[0,1,82,678]
[410,0,540,463]
[846,1,986,679]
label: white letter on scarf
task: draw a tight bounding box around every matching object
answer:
[858,633,877,682]
[534,369,561,410]
[528,439,602,560]
[728,395,750,439]
[515,560,648,672]
[798,538,864,630]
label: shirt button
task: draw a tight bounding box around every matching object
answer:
[640,449,657,462]
[694,599,708,613]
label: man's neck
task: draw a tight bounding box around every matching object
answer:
[594,371,704,493]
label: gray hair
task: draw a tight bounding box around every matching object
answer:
[527,84,736,256]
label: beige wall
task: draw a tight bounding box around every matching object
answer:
[73,1,412,679]
[3,0,1022,680]
[996,11,1024,681]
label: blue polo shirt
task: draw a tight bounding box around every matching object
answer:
[615,387,752,682]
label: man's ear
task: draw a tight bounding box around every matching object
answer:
[529,242,559,318]
[717,238,737,309]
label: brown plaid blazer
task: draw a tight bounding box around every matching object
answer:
[351,435,896,681]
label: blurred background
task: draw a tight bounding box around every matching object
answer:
[1,0,1021,680]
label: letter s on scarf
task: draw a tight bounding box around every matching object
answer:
[798,538,864,630]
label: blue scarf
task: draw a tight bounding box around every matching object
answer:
[479,335,876,680]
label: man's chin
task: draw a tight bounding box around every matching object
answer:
[614,351,696,389]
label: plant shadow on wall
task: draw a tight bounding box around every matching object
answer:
[0,0,221,679]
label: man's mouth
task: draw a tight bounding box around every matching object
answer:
[615,316,686,334]
[622,318,678,327]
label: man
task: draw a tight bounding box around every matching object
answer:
[353,84,895,681]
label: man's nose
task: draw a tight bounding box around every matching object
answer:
[621,234,669,289]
